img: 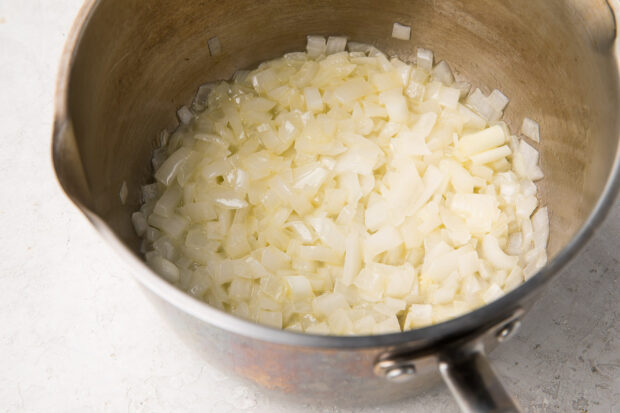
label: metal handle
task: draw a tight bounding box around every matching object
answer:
[374,310,524,413]
[439,349,521,413]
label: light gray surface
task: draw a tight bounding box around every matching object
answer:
[0,1,618,412]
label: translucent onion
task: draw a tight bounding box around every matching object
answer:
[135,37,549,336]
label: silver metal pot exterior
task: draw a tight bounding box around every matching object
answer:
[53,0,620,408]
[142,284,445,406]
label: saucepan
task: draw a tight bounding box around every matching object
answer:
[52,0,620,411]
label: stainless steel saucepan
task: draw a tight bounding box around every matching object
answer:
[52,0,620,411]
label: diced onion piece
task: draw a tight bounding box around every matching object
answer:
[258,310,283,328]
[506,232,523,255]
[327,308,353,334]
[482,234,518,270]
[154,185,182,217]
[466,88,500,122]
[391,58,412,86]
[482,283,503,304]
[391,22,411,40]
[155,147,193,185]
[306,35,327,58]
[437,87,460,108]
[458,251,479,278]
[304,86,323,112]
[119,181,128,204]
[391,113,435,155]
[365,195,389,230]
[285,220,315,243]
[518,140,544,180]
[431,61,454,85]
[342,230,362,286]
[326,36,348,54]
[354,264,387,301]
[364,226,403,263]
[379,89,408,123]
[487,89,509,113]
[431,284,457,304]
[297,245,342,264]
[347,42,372,53]
[192,82,217,112]
[521,117,540,142]
[453,81,472,98]
[286,276,314,299]
[374,316,401,334]
[504,266,523,291]
[384,263,417,298]
[148,213,188,239]
[177,106,193,125]
[515,194,537,219]
[146,251,180,283]
[532,207,549,250]
[307,216,345,254]
[469,145,512,165]
[312,292,349,318]
[451,193,499,233]
[306,322,330,334]
[416,48,433,72]
[334,78,372,103]
[207,36,222,56]
[404,304,433,329]
[131,211,148,236]
[457,125,505,157]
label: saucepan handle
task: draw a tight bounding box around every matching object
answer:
[439,349,521,413]
[374,310,524,413]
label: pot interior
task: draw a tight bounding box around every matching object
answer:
[58,0,619,282]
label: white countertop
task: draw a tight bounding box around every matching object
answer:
[1,2,619,412]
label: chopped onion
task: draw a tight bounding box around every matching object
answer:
[136,38,548,336]
[146,251,180,283]
[453,81,472,98]
[364,226,403,263]
[347,42,372,53]
[326,36,348,55]
[532,207,549,250]
[437,87,460,108]
[469,145,511,165]
[466,88,499,122]
[431,61,454,85]
[304,86,323,112]
[177,106,193,125]
[482,234,518,270]
[487,89,509,113]
[416,48,434,72]
[312,292,349,318]
[154,147,193,185]
[306,35,327,58]
[154,185,182,217]
[207,36,222,56]
[404,304,433,328]
[119,181,128,204]
[482,283,503,304]
[131,211,148,236]
[518,140,544,180]
[191,82,217,112]
[391,22,411,40]
[521,117,540,143]
[457,125,506,157]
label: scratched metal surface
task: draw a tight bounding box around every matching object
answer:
[0,1,618,412]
